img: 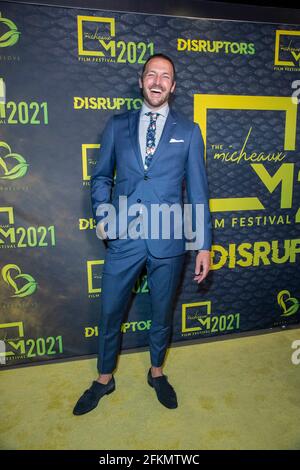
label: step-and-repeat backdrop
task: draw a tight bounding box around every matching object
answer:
[0,1,299,367]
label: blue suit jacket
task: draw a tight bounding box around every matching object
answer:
[91,107,212,258]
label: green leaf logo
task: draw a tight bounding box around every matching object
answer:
[277,290,299,317]
[1,264,37,298]
[0,12,20,48]
[0,141,28,180]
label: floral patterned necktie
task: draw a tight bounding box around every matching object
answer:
[144,112,159,171]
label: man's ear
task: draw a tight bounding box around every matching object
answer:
[139,76,143,89]
[171,80,176,94]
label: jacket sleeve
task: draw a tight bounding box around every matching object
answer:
[184,123,212,251]
[90,116,116,225]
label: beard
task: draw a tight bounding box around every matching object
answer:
[142,86,172,109]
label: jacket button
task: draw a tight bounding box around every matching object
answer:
[144,175,149,180]
[137,198,141,203]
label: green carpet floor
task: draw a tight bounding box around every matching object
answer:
[1,328,300,450]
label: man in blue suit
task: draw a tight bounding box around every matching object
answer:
[73,54,212,415]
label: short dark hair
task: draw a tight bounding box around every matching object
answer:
[141,53,176,82]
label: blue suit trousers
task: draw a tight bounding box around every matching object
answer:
[97,238,185,374]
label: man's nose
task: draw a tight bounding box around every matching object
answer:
[154,75,163,86]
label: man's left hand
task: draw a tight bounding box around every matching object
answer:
[194,250,211,284]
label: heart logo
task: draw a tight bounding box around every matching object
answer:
[1,264,37,298]
[277,290,299,317]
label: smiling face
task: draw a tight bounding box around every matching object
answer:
[139,57,176,110]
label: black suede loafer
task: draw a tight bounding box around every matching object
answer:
[73,377,115,416]
[147,369,178,409]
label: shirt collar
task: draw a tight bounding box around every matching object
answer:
[141,102,169,118]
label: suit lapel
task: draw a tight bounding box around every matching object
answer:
[129,110,144,173]
[148,109,177,172]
